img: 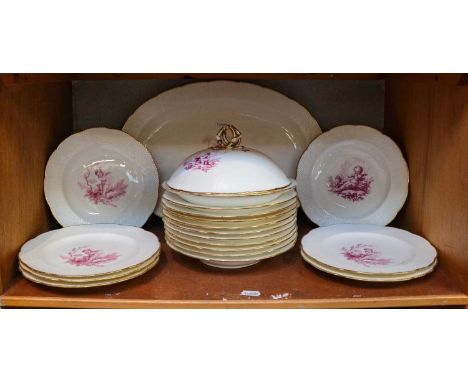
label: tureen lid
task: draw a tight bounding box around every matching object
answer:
[166,124,291,194]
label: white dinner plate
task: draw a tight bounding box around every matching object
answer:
[19,251,160,282]
[162,206,297,230]
[163,217,297,240]
[162,189,297,211]
[122,81,321,215]
[45,128,158,227]
[297,125,408,226]
[162,197,297,219]
[19,256,160,288]
[166,233,297,262]
[162,214,297,233]
[301,225,437,275]
[19,225,160,277]
[166,228,297,255]
[301,251,437,282]
[165,224,297,248]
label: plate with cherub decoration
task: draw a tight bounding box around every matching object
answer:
[44,128,158,227]
[301,225,437,276]
[19,225,160,277]
[297,125,408,226]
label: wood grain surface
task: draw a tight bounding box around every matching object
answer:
[1,74,467,308]
[0,82,72,293]
[385,76,468,294]
[1,215,466,308]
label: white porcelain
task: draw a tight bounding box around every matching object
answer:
[167,147,290,195]
[301,225,437,275]
[162,196,297,218]
[200,259,260,269]
[165,181,296,208]
[166,228,297,254]
[162,214,297,234]
[301,252,437,282]
[162,205,297,227]
[123,81,321,215]
[19,256,160,288]
[166,234,297,262]
[163,218,297,240]
[163,189,297,210]
[44,128,158,227]
[19,252,159,282]
[165,224,297,247]
[297,125,408,226]
[19,224,160,277]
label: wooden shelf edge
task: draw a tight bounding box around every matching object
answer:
[2,294,467,309]
[0,73,382,86]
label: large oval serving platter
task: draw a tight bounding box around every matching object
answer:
[123,81,321,216]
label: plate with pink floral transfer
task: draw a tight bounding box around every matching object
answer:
[44,128,158,227]
[19,224,160,277]
[297,125,408,226]
[301,225,437,276]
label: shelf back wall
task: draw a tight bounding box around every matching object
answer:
[72,79,385,132]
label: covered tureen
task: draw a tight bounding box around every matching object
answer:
[165,124,293,206]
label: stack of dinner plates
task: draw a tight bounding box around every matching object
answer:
[162,187,299,269]
[19,225,160,288]
[301,225,437,282]
[161,124,299,269]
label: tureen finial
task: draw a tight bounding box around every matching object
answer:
[215,123,242,149]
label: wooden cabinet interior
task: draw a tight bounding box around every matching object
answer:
[0,74,466,307]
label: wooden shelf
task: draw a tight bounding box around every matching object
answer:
[1,215,466,309]
[1,73,382,86]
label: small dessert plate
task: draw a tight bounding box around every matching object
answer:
[19,224,160,277]
[44,128,158,227]
[297,125,408,226]
[301,224,437,275]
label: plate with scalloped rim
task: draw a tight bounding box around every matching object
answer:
[297,125,408,226]
[301,252,437,282]
[19,224,160,277]
[301,224,437,276]
[122,81,321,216]
[44,127,158,227]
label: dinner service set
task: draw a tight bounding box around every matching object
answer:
[17,80,437,288]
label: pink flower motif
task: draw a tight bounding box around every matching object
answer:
[341,244,391,267]
[327,160,374,202]
[183,152,220,173]
[78,167,128,207]
[60,246,119,267]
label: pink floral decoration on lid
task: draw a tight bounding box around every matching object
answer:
[341,244,391,267]
[60,246,119,267]
[78,167,128,207]
[327,160,374,202]
[183,151,221,173]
